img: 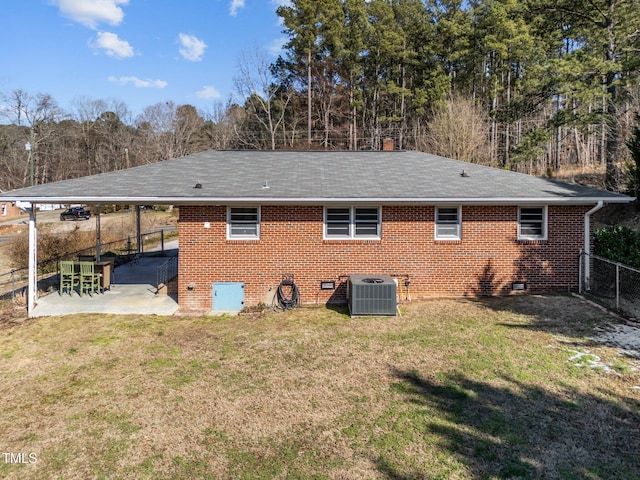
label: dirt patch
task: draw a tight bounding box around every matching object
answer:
[0,297,27,326]
[0,224,26,235]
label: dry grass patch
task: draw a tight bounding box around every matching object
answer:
[0,295,639,479]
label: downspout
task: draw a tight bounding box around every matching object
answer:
[583,201,604,290]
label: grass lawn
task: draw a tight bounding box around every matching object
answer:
[1,295,639,479]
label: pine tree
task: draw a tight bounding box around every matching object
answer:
[530,0,640,189]
[626,114,640,203]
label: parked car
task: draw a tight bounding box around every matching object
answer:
[60,207,91,221]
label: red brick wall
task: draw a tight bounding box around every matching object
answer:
[177,204,589,311]
[1,202,22,220]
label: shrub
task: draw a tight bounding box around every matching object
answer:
[7,226,96,271]
[594,225,640,268]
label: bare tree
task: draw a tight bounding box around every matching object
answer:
[0,89,65,185]
[0,125,30,190]
[1,89,64,127]
[134,101,205,162]
[135,101,178,163]
[71,97,131,124]
[200,99,238,150]
[234,47,290,150]
[424,93,491,165]
[69,97,134,174]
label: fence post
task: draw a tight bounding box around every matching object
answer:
[11,271,15,301]
[161,229,164,255]
[578,250,583,295]
[616,263,620,310]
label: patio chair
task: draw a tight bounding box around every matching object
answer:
[79,262,100,296]
[59,261,78,295]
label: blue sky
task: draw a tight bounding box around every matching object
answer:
[0,0,290,120]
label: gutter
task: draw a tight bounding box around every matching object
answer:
[583,200,604,290]
[0,196,633,206]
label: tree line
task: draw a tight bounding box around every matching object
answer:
[0,93,240,191]
[1,0,639,193]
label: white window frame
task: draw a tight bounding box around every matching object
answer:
[227,206,260,239]
[518,205,547,240]
[324,206,381,239]
[435,206,462,240]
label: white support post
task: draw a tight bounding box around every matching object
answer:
[136,205,141,254]
[28,205,37,317]
[95,206,101,261]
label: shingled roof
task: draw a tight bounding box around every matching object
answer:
[0,150,632,205]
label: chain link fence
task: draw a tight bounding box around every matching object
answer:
[580,252,640,319]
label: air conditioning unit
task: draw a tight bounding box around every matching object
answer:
[348,274,397,317]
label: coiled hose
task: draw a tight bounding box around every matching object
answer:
[277,278,300,310]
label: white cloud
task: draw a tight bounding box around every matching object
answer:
[266,37,286,57]
[270,0,291,7]
[52,0,129,29]
[196,86,221,100]
[92,32,134,58]
[178,34,207,62]
[230,0,245,16]
[108,76,168,88]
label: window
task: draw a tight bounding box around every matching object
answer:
[355,207,380,237]
[325,207,351,237]
[435,206,461,239]
[518,206,547,240]
[228,206,260,239]
[325,206,381,239]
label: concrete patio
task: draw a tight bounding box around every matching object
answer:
[31,251,179,317]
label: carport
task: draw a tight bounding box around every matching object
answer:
[31,250,179,317]
[1,157,195,316]
[18,202,158,316]
[0,155,212,317]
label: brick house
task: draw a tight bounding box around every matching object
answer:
[0,150,633,314]
[0,200,22,220]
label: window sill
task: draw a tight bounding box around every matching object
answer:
[517,238,547,244]
[323,239,381,245]
[227,238,260,243]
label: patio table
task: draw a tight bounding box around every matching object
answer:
[73,261,112,291]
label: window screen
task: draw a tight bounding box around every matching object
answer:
[229,207,259,238]
[326,208,351,236]
[325,207,381,239]
[519,207,545,239]
[354,208,380,237]
[436,207,461,239]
